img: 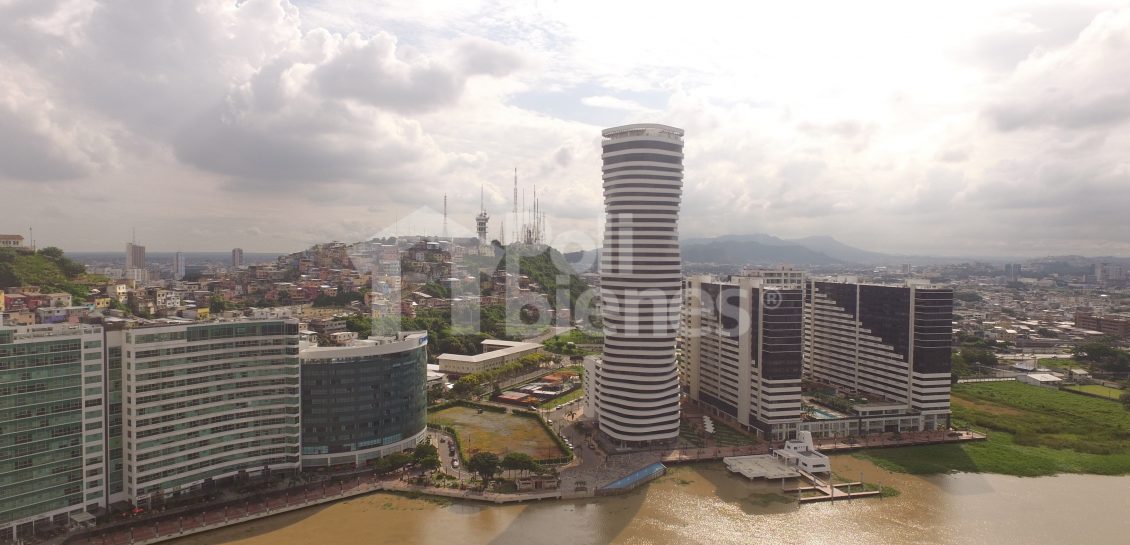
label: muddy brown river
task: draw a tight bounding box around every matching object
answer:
[169,456,1130,545]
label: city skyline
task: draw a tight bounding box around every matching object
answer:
[2,1,1129,256]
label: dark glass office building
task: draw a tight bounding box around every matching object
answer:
[299,332,428,468]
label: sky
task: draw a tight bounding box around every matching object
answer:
[2,0,1129,257]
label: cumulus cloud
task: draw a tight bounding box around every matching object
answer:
[0,83,112,181]
[986,9,1130,132]
[313,33,523,113]
[0,0,525,188]
[0,0,1127,256]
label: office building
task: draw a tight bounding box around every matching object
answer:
[593,123,684,447]
[0,324,106,536]
[119,319,301,504]
[680,274,805,441]
[299,332,428,468]
[231,248,244,269]
[804,279,953,432]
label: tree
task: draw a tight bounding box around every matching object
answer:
[959,346,997,368]
[418,455,441,474]
[466,452,500,487]
[345,314,374,339]
[427,382,447,404]
[500,452,536,478]
[452,376,480,398]
[951,350,972,383]
[1074,337,1130,373]
[413,439,439,462]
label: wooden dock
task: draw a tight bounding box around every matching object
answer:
[783,470,881,503]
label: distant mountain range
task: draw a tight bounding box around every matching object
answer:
[564,233,966,271]
[681,233,902,266]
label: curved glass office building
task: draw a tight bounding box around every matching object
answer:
[299,332,428,468]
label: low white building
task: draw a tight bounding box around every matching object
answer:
[1018,373,1063,387]
[774,431,830,474]
[437,339,544,375]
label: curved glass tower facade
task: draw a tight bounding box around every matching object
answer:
[597,123,684,446]
[299,332,428,468]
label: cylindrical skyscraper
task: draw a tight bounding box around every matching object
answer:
[596,123,684,447]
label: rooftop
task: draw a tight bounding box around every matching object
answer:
[601,123,684,141]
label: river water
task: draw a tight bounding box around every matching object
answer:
[170,456,1130,545]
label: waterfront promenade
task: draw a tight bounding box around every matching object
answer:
[60,429,983,545]
[68,476,585,545]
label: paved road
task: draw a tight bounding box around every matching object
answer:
[428,429,473,483]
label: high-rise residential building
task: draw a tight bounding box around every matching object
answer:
[103,326,126,506]
[231,248,244,268]
[681,274,806,441]
[125,242,146,271]
[1004,263,1022,282]
[118,319,301,504]
[299,332,428,469]
[804,279,954,431]
[593,123,684,447]
[1094,262,1125,285]
[173,252,185,281]
[0,324,106,535]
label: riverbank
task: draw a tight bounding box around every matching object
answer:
[855,381,1130,477]
[157,459,1130,545]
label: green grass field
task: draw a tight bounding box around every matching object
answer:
[679,420,705,447]
[1036,357,1077,370]
[712,421,758,447]
[428,406,565,460]
[854,381,1130,477]
[1065,384,1125,400]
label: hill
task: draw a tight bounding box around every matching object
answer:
[0,247,91,298]
[495,244,591,311]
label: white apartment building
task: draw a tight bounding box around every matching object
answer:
[681,274,806,441]
[119,319,301,504]
[595,123,685,447]
[804,280,953,432]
